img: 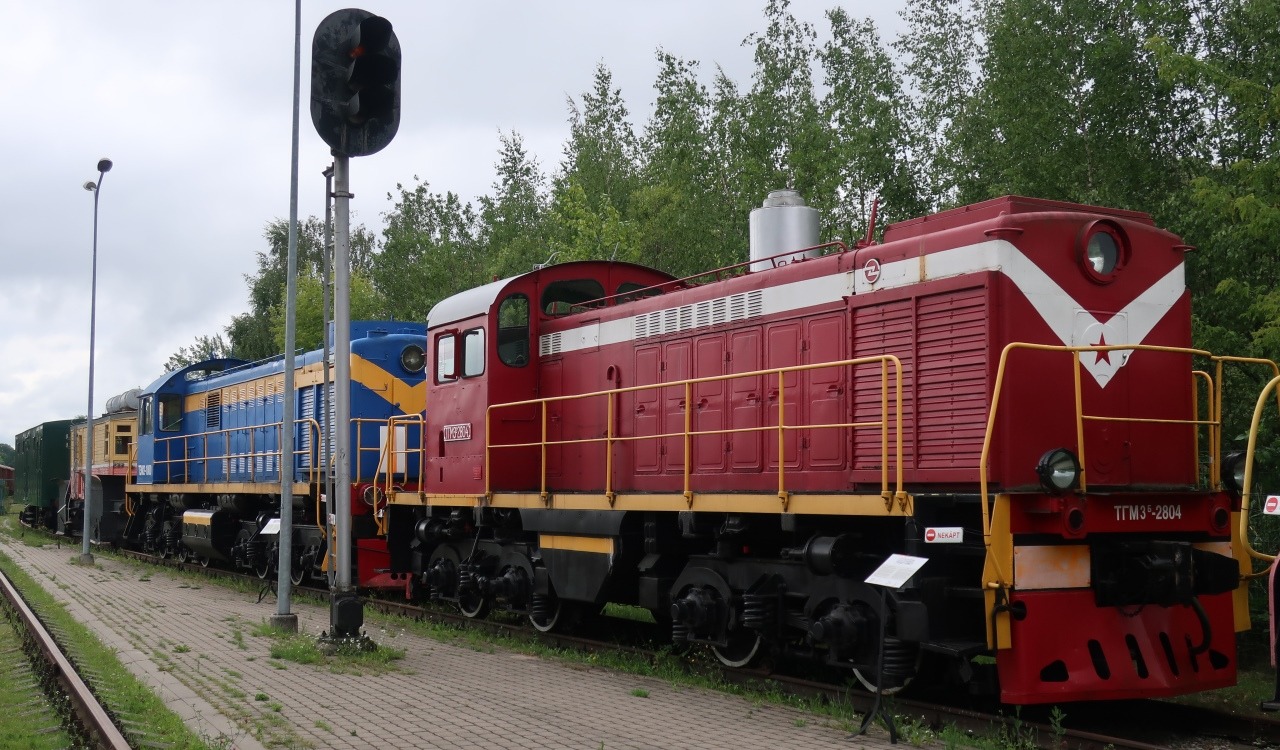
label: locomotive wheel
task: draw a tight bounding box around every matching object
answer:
[529,600,563,632]
[255,558,272,580]
[712,631,764,668]
[852,645,923,696]
[176,545,190,563]
[458,590,490,619]
[199,555,211,568]
[290,560,307,586]
[853,665,915,695]
[158,520,174,559]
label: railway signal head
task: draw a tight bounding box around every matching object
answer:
[311,9,401,157]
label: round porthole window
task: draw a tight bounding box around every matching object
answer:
[1078,222,1128,283]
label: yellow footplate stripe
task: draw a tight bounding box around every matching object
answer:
[538,534,614,554]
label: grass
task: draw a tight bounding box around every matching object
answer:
[0,614,73,749]
[251,622,406,675]
[630,688,650,698]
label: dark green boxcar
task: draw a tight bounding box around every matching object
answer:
[15,420,74,530]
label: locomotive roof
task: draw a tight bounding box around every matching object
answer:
[883,195,1154,242]
[140,357,251,396]
[427,260,676,329]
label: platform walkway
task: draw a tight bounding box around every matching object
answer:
[0,535,908,749]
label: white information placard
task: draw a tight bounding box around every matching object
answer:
[864,553,928,589]
[260,518,281,535]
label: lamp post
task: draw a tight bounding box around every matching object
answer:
[80,157,112,565]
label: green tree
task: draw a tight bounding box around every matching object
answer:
[818,8,924,239]
[895,0,981,209]
[948,0,1193,209]
[226,217,376,361]
[548,177,642,263]
[164,334,232,372]
[739,0,831,210]
[547,65,643,268]
[635,51,743,277]
[270,271,388,352]
[556,64,640,219]
[375,178,484,322]
[0,442,14,467]
[478,131,553,279]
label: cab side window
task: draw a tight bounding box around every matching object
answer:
[497,294,530,367]
[140,396,154,434]
[435,333,457,383]
[462,328,485,377]
[436,327,486,382]
[541,279,605,316]
[159,395,183,432]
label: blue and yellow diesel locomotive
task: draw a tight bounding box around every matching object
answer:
[120,321,426,585]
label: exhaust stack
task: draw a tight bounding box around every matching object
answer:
[749,190,820,272]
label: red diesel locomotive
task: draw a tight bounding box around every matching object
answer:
[386,193,1275,704]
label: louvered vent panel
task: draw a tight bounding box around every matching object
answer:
[205,392,222,430]
[540,333,563,356]
[299,388,314,468]
[711,297,728,326]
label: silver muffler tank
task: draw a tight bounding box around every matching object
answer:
[749,190,820,272]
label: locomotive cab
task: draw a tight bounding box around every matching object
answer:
[134,358,248,486]
[426,261,676,495]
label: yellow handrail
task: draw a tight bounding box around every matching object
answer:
[485,355,905,506]
[372,413,425,535]
[147,417,324,489]
[1239,373,1280,568]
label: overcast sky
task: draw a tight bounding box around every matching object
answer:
[0,0,908,448]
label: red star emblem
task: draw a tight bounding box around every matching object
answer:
[1095,332,1111,365]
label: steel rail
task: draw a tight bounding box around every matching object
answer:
[0,566,131,750]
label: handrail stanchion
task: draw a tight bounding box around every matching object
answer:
[605,393,615,505]
[1072,351,1088,493]
[881,358,889,502]
[683,381,693,507]
[540,401,549,505]
[777,370,787,507]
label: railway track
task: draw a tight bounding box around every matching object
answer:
[102,543,1280,750]
[0,565,130,750]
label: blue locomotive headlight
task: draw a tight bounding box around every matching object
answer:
[1222,451,1247,493]
[400,345,425,373]
[1037,448,1081,492]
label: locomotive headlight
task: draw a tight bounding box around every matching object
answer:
[1036,448,1081,492]
[1222,451,1247,493]
[1078,221,1128,283]
[400,345,425,373]
[1086,233,1119,274]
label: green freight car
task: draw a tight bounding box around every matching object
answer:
[15,420,73,530]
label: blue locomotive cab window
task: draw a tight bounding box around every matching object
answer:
[159,395,183,432]
[140,396,154,434]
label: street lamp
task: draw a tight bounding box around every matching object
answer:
[80,157,112,565]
